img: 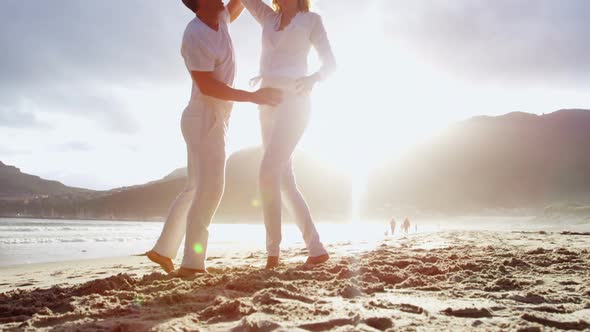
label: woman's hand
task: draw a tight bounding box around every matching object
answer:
[296,73,321,95]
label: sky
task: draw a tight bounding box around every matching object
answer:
[0,0,589,190]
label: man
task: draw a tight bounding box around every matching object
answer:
[147,0,282,277]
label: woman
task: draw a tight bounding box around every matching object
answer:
[241,0,337,269]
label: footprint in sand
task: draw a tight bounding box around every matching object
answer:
[442,307,493,318]
[521,313,590,330]
[298,317,359,331]
[399,303,427,314]
[15,282,35,287]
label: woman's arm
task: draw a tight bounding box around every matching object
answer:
[227,0,245,23]
[310,14,337,81]
[296,14,337,94]
[241,0,276,25]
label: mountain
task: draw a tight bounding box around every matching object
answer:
[364,109,590,216]
[4,109,590,220]
[0,161,91,199]
[218,148,351,219]
[0,148,352,221]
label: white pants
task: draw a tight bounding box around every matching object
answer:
[153,105,229,270]
[259,78,327,257]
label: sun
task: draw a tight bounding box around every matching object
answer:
[301,0,457,222]
[300,2,401,221]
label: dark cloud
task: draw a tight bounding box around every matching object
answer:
[0,1,188,84]
[382,0,590,85]
[1,0,588,131]
[0,0,191,130]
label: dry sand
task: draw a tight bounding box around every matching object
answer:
[1,230,590,331]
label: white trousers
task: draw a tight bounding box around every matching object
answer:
[153,105,228,270]
[259,78,327,257]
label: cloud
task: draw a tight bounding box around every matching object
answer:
[0,145,27,156]
[54,142,93,152]
[381,0,590,85]
[0,107,47,129]
[0,0,191,131]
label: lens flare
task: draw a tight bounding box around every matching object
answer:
[193,243,204,254]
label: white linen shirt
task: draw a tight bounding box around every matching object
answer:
[241,0,336,80]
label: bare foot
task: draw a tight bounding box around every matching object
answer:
[147,250,174,274]
[266,256,279,270]
[305,254,329,266]
[175,267,208,278]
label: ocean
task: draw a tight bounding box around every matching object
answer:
[0,218,391,267]
[2,216,585,267]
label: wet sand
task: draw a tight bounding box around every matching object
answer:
[1,230,589,331]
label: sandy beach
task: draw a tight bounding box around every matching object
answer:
[1,230,589,331]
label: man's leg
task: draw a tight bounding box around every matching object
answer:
[150,137,199,273]
[181,110,227,271]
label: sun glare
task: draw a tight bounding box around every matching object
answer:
[306,0,466,222]
[308,0,408,222]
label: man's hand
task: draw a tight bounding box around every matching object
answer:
[191,71,280,105]
[250,88,283,106]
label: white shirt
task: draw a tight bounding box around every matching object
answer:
[241,0,336,80]
[181,9,235,113]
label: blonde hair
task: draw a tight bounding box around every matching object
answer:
[272,0,311,13]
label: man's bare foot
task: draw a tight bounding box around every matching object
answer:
[175,267,208,278]
[305,254,329,266]
[266,256,279,269]
[147,250,174,274]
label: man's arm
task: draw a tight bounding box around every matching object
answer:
[227,0,245,23]
[191,71,282,106]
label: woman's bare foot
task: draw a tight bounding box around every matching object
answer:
[175,267,208,278]
[305,254,329,266]
[266,256,279,269]
[147,250,174,274]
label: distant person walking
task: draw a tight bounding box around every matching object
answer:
[402,217,411,235]
[389,218,396,236]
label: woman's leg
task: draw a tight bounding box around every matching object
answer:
[280,160,328,257]
[259,99,310,258]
